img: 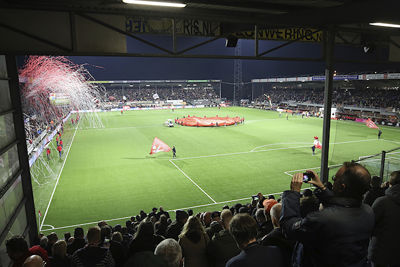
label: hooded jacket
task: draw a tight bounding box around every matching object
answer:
[369,184,400,265]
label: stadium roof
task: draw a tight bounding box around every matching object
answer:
[1,0,400,62]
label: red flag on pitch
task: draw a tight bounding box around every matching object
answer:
[38,210,42,217]
[366,118,379,129]
[150,137,171,155]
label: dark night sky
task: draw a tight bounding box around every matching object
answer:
[66,35,400,82]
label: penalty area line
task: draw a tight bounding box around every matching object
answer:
[169,160,217,203]
[40,122,79,231]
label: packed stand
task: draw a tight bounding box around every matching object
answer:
[103,87,219,102]
[255,88,400,110]
[6,167,400,267]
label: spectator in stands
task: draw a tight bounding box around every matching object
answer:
[6,236,32,267]
[261,203,294,267]
[22,255,45,267]
[71,226,115,267]
[202,212,212,228]
[299,189,319,217]
[207,209,240,267]
[45,232,58,256]
[369,170,400,267]
[155,238,183,267]
[100,225,112,248]
[155,214,169,237]
[226,214,284,267]
[363,175,385,206]
[109,232,126,267]
[254,208,269,240]
[49,240,70,267]
[206,221,223,240]
[128,221,164,257]
[280,162,374,267]
[157,206,170,219]
[178,216,210,267]
[29,237,49,264]
[67,227,86,255]
[166,210,188,241]
[64,232,71,242]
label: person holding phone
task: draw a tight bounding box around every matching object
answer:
[280,162,374,267]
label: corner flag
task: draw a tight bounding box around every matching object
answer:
[366,118,379,129]
[150,137,171,155]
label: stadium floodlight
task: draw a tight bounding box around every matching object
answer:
[122,0,186,7]
[369,22,400,28]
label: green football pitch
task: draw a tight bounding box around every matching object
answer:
[31,107,400,235]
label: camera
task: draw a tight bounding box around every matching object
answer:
[303,172,315,183]
[251,195,259,201]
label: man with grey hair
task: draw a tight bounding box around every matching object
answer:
[261,203,294,266]
[154,238,182,267]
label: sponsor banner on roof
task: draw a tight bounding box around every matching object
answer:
[387,73,400,79]
[358,74,385,80]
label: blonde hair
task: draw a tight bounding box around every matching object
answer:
[52,240,67,258]
[179,216,205,239]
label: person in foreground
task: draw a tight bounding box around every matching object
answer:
[280,162,374,267]
[71,226,115,267]
[226,213,284,267]
[369,170,400,267]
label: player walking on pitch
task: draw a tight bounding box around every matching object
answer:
[172,146,176,158]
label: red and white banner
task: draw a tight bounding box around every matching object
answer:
[150,137,171,155]
[366,118,379,129]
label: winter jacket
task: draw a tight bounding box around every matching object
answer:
[280,189,374,267]
[369,184,400,266]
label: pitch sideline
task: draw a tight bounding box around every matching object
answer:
[40,122,80,231]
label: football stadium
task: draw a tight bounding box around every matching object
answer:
[1,1,400,266]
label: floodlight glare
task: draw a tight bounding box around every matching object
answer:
[122,0,186,7]
[369,22,400,28]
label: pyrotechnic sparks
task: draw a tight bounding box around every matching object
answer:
[19,56,104,131]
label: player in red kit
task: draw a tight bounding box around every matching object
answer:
[60,139,63,148]
[57,145,62,159]
[46,148,51,160]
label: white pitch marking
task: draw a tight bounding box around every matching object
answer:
[283,163,343,177]
[40,122,79,231]
[173,139,378,161]
[40,190,291,232]
[169,160,217,203]
[251,142,310,152]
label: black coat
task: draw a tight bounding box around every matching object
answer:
[226,242,284,267]
[363,187,385,206]
[369,184,400,265]
[207,229,240,267]
[280,189,374,267]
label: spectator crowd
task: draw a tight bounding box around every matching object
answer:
[103,87,219,103]
[255,87,400,110]
[6,164,400,267]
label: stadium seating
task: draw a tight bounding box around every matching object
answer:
[7,169,400,267]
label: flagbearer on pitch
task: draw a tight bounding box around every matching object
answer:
[172,146,176,158]
[311,136,322,155]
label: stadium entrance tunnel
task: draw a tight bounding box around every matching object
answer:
[176,116,243,127]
